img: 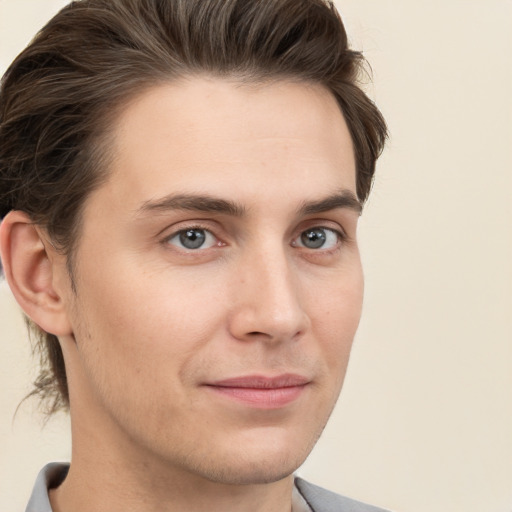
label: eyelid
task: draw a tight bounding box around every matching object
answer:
[296,217,348,239]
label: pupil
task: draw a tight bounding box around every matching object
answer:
[180,229,206,249]
[301,229,326,249]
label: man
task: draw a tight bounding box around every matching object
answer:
[0,0,388,510]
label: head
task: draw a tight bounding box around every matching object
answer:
[0,0,386,486]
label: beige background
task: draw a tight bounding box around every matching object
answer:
[1,1,511,511]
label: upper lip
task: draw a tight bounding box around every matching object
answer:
[206,374,310,389]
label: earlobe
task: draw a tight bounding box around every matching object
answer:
[0,210,73,336]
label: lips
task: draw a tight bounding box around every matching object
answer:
[204,374,310,409]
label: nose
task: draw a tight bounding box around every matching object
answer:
[227,247,310,344]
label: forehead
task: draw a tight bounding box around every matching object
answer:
[94,77,356,214]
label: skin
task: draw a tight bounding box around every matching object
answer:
[1,77,363,512]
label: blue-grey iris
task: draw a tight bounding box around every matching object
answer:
[301,228,326,249]
[179,229,206,249]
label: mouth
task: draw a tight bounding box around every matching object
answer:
[203,374,310,409]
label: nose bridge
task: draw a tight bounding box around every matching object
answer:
[229,238,309,342]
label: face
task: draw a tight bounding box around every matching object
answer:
[59,77,363,486]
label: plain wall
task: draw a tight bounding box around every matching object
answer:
[1,1,511,511]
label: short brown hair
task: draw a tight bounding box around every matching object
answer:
[0,0,387,414]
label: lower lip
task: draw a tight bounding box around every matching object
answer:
[205,385,307,409]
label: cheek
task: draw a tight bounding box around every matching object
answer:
[311,267,364,371]
[68,271,225,431]
[74,264,226,373]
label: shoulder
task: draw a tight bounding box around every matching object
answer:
[294,477,392,512]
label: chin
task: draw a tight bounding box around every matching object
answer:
[197,456,303,486]
[183,433,315,486]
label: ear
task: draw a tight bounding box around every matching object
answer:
[0,211,73,336]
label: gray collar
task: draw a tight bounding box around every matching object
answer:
[25,463,69,512]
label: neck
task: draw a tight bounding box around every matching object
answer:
[50,467,295,512]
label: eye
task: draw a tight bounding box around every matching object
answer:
[293,227,341,250]
[166,228,218,250]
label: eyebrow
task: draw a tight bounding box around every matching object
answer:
[135,189,361,218]
[298,190,362,216]
[136,193,246,217]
